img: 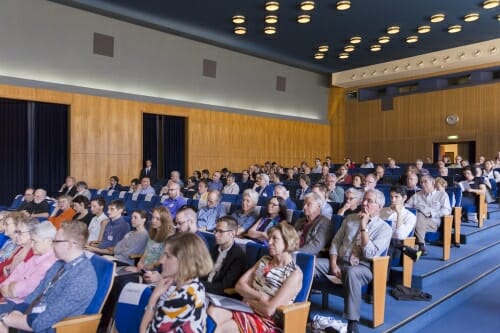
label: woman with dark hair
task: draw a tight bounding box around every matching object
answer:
[209,223,303,333]
[247,196,287,242]
[295,174,311,200]
[72,195,93,225]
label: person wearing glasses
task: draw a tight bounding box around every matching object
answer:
[0,213,23,263]
[0,217,38,284]
[160,181,187,219]
[0,221,57,305]
[201,217,246,297]
[247,196,287,243]
[0,221,97,333]
[48,195,76,230]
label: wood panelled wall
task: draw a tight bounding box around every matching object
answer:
[0,84,330,188]
[332,81,500,164]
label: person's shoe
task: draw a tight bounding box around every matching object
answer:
[418,244,428,256]
[311,314,337,330]
[347,320,359,333]
[325,322,348,333]
[401,246,422,262]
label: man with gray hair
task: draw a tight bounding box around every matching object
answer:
[295,193,333,256]
[273,185,297,210]
[337,188,363,216]
[197,190,226,232]
[326,173,344,204]
[316,189,392,333]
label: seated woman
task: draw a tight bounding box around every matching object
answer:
[336,166,352,185]
[435,177,455,207]
[208,223,303,333]
[71,195,93,225]
[0,217,38,284]
[295,174,311,200]
[336,188,363,216]
[247,196,287,243]
[231,189,260,236]
[0,213,22,263]
[0,212,10,250]
[103,209,149,265]
[87,196,109,245]
[139,232,213,333]
[73,181,92,200]
[48,195,76,229]
[182,176,198,197]
[0,221,57,304]
[459,166,487,222]
[351,173,365,190]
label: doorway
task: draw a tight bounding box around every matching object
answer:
[433,141,476,165]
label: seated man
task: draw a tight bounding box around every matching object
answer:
[107,176,123,192]
[201,217,246,296]
[253,173,274,198]
[15,188,34,212]
[73,181,91,200]
[161,182,187,219]
[405,175,451,255]
[0,221,97,332]
[295,193,333,256]
[404,171,421,201]
[18,189,50,219]
[273,185,297,210]
[231,189,259,236]
[48,195,76,229]
[197,191,226,232]
[208,171,223,192]
[170,170,184,188]
[57,176,77,197]
[379,186,419,261]
[311,183,333,220]
[86,199,130,254]
[315,189,392,333]
[138,177,156,195]
[222,173,240,195]
[193,179,209,207]
[326,173,345,204]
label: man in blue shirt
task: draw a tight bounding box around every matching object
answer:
[197,191,226,232]
[0,221,97,332]
[161,182,187,219]
[88,199,130,253]
[208,171,223,192]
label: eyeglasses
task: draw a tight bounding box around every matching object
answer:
[167,188,177,191]
[175,219,190,226]
[52,239,70,244]
[268,202,279,207]
[214,229,233,234]
[14,230,31,235]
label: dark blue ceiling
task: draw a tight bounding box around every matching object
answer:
[53,0,500,74]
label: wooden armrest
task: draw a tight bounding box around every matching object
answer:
[478,192,486,228]
[276,301,311,333]
[442,215,453,261]
[371,256,389,328]
[453,207,462,245]
[402,237,416,288]
[53,314,102,333]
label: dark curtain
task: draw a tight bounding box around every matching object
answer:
[143,113,186,181]
[0,99,28,205]
[33,102,69,197]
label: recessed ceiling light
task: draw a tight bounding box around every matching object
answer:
[464,13,480,22]
[378,36,390,44]
[406,35,419,43]
[498,14,500,21]
[350,36,362,44]
[387,26,400,34]
[318,45,329,52]
[232,15,245,24]
[417,25,431,33]
[344,45,355,52]
[370,44,381,52]
[297,14,311,23]
[339,52,349,59]
[430,13,445,23]
[336,1,351,10]
[448,25,462,33]
[264,26,276,34]
[314,52,324,60]
[265,15,278,24]
[483,0,499,9]
[301,1,315,11]
[265,1,280,11]
[234,26,246,35]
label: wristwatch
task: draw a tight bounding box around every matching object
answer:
[144,304,156,312]
[360,228,367,233]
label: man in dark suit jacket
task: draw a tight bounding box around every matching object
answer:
[58,176,77,197]
[107,176,123,192]
[139,159,157,185]
[202,216,246,296]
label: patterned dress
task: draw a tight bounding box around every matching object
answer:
[233,255,299,333]
[148,278,207,333]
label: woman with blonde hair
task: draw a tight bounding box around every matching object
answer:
[140,232,213,333]
[209,222,303,333]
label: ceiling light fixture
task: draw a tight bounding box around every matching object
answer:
[314,52,324,60]
[318,45,329,52]
[300,1,315,11]
[406,35,418,43]
[483,0,499,9]
[265,1,280,11]
[265,15,278,24]
[234,26,247,35]
[344,45,355,52]
[339,52,349,59]
[264,26,276,34]
[350,36,362,44]
[232,15,245,24]
[370,44,381,52]
[448,25,462,33]
[378,36,390,44]
[297,14,311,23]
[464,13,480,22]
[387,26,400,34]
[336,1,351,10]
[498,14,500,20]
[417,25,431,33]
[430,13,445,23]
